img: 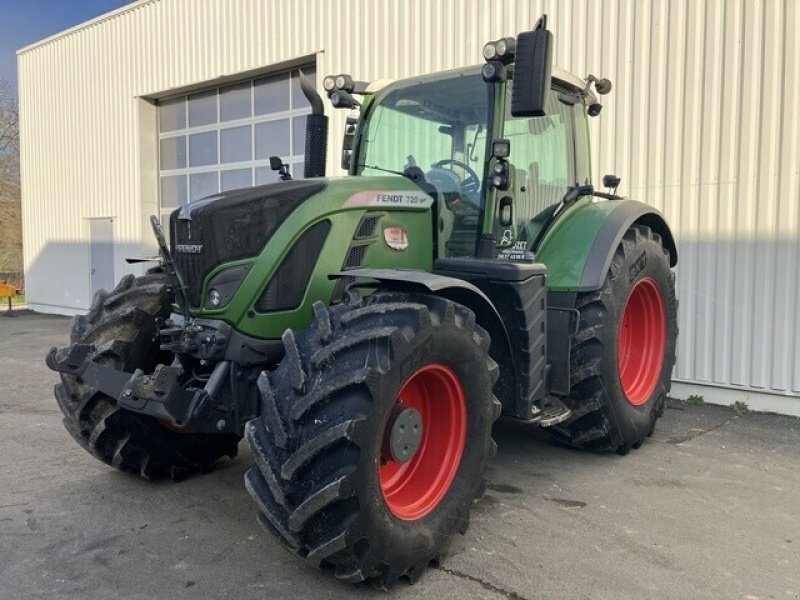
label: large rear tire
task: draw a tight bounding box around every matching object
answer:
[244,292,500,588]
[549,224,678,454]
[51,273,240,479]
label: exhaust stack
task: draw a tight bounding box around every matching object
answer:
[299,70,328,178]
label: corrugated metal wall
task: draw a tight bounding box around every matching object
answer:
[17,0,800,402]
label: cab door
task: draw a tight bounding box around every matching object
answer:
[495,86,584,252]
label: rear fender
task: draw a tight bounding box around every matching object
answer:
[536,198,677,292]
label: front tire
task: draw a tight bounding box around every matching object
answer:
[550,224,678,454]
[51,273,240,479]
[244,292,500,588]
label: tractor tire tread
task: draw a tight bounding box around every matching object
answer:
[54,272,239,480]
[245,292,499,588]
[548,225,677,454]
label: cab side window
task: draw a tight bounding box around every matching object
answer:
[501,88,576,247]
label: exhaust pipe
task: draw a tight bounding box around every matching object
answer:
[299,69,328,178]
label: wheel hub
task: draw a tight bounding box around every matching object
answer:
[379,363,467,521]
[385,405,423,463]
[618,277,667,406]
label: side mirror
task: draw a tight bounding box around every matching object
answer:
[511,15,553,117]
[341,113,358,171]
[269,156,292,181]
[498,196,514,227]
[602,174,621,189]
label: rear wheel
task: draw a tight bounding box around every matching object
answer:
[549,224,678,454]
[244,292,500,588]
[50,273,240,479]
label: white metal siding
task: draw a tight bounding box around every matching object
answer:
[17,0,800,401]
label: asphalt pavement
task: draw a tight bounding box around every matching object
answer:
[1,312,798,599]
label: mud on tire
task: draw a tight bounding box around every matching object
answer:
[50,273,240,479]
[549,224,678,455]
[244,291,501,589]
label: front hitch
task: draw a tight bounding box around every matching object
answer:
[46,344,237,434]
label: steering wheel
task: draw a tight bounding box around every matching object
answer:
[431,159,482,198]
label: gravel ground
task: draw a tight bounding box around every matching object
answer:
[1,311,799,599]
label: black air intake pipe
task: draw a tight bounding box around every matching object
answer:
[299,70,328,178]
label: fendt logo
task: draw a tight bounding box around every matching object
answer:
[175,244,204,254]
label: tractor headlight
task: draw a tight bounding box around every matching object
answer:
[205,265,252,310]
[482,42,497,61]
[322,75,336,92]
[208,288,222,308]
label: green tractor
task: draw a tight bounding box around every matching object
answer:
[48,16,677,589]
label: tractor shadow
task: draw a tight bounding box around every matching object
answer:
[33,409,689,597]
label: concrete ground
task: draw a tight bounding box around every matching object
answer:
[1,312,799,600]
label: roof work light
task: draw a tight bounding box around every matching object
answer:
[482,37,516,64]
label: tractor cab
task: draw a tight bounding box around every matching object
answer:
[328,18,608,264]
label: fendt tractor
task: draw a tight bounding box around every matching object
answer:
[48,16,677,589]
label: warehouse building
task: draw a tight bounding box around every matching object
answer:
[17,0,799,415]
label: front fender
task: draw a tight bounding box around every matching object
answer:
[536,198,677,292]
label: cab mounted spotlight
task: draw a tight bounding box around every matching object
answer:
[334,74,355,93]
[482,37,516,64]
[330,89,359,109]
[322,75,337,93]
[323,73,355,96]
[481,61,506,83]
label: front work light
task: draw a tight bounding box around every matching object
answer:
[323,73,355,94]
[481,61,506,83]
[491,160,510,190]
[334,74,354,92]
[491,138,511,159]
[483,37,516,64]
[330,90,359,109]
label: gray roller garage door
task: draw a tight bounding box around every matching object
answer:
[157,65,315,225]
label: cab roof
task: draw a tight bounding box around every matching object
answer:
[365,65,597,106]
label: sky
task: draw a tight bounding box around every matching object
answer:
[0,0,129,95]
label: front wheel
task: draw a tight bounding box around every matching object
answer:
[550,224,678,454]
[244,292,500,588]
[50,273,240,479]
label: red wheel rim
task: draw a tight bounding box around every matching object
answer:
[617,277,667,406]
[380,364,467,520]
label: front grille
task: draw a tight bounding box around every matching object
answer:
[171,219,207,306]
[170,180,326,306]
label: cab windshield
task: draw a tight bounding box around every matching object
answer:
[356,69,492,257]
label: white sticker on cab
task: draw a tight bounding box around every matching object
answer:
[344,190,433,209]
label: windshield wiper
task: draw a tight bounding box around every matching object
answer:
[356,163,429,186]
[355,163,406,177]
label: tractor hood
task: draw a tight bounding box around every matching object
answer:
[169,176,428,307]
[170,179,326,306]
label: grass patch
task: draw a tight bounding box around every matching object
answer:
[731,400,749,415]
[685,394,705,406]
[2,293,25,310]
